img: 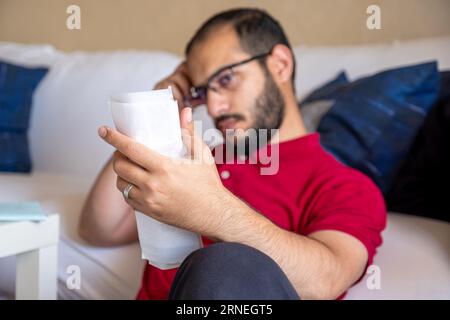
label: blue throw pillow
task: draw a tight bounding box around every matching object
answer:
[302,62,440,193]
[302,71,349,104]
[0,60,48,172]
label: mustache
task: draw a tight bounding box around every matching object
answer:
[214,114,245,127]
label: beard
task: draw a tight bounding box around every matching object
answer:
[251,68,285,140]
[219,69,285,158]
[238,69,285,156]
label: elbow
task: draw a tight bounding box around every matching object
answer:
[77,219,99,246]
[77,212,128,247]
[299,277,346,300]
[78,223,114,247]
[78,209,108,247]
[316,283,344,300]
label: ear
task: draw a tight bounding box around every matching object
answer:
[266,44,294,85]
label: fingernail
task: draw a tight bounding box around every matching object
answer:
[98,126,107,138]
[186,107,192,123]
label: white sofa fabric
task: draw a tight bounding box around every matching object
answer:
[0,38,449,299]
[0,172,448,300]
[0,172,143,300]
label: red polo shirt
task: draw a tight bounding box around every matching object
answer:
[136,133,386,300]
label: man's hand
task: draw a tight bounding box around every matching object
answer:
[154,61,195,110]
[98,107,230,238]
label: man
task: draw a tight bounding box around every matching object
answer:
[79,8,386,300]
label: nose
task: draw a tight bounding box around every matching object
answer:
[206,90,230,118]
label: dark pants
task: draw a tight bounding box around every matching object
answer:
[168,242,300,300]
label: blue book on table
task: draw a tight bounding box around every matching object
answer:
[0,202,47,222]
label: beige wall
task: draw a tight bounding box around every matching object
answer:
[0,0,449,55]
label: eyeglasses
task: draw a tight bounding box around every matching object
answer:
[184,50,272,107]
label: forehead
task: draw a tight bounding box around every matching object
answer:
[186,24,251,85]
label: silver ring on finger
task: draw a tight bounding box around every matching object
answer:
[123,183,134,200]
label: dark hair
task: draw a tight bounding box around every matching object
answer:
[185,8,296,89]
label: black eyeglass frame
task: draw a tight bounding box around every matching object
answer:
[186,48,273,105]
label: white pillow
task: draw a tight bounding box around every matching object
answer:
[28,50,181,178]
[0,42,59,67]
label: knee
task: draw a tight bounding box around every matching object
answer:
[169,242,299,299]
[185,242,274,275]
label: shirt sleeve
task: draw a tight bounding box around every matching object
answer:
[302,167,387,267]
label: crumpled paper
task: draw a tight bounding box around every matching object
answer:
[110,87,203,270]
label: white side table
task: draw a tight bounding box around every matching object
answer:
[0,214,59,300]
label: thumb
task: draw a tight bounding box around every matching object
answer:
[180,107,205,160]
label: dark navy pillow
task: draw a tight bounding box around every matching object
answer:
[304,62,440,193]
[302,71,349,104]
[0,61,48,172]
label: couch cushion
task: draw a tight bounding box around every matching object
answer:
[31,51,181,178]
[304,62,440,193]
[0,61,48,172]
[346,213,450,299]
[302,72,349,104]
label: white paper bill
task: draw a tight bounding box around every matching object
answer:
[110,87,203,270]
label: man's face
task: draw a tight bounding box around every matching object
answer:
[187,25,284,143]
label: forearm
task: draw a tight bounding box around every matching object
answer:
[79,157,136,246]
[214,190,348,300]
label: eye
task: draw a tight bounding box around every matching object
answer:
[217,72,234,88]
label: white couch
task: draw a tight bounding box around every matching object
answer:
[0,38,449,299]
